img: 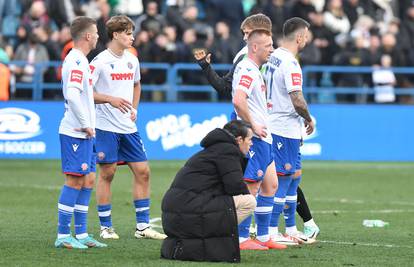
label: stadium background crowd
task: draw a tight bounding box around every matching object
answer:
[0,0,413,103]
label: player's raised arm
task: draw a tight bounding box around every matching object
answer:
[194,49,233,97]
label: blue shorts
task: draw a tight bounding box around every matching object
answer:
[272,134,301,176]
[243,137,273,182]
[296,152,302,171]
[96,129,147,164]
[60,134,96,176]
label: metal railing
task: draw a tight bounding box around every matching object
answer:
[6,61,414,102]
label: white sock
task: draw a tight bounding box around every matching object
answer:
[304,218,317,227]
[239,237,248,243]
[269,227,278,238]
[57,233,70,239]
[285,226,297,234]
[136,222,150,231]
[76,233,88,239]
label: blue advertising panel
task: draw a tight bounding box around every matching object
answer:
[0,102,413,161]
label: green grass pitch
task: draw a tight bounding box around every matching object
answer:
[0,160,413,266]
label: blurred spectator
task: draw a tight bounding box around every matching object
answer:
[21,0,59,37]
[333,36,371,102]
[9,31,49,98]
[113,0,144,21]
[209,21,240,63]
[46,0,82,29]
[0,36,10,64]
[166,0,197,37]
[323,0,351,38]
[88,0,112,60]
[372,54,396,103]
[0,0,21,46]
[134,1,166,37]
[300,30,322,66]
[263,0,291,40]
[291,0,317,22]
[176,28,197,62]
[205,0,244,35]
[368,33,382,64]
[310,12,336,65]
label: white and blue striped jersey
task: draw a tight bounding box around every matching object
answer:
[59,48,95,139]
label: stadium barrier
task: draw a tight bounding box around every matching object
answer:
[5,61,414,101]
[0,102,413,161]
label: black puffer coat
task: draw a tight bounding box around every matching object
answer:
[161,128,249,263]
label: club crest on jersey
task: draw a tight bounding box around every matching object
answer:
[127,62,133,69]
[76,60,81,65]
[239,75,253,89]
[110,64,114,69]
[98,152,105,160]
[291,73,302,86]
[70,70,83,83]
[81,163,88,171]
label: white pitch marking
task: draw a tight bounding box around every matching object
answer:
[313,209,414,214]
[0,182,61,191]
[319,240,413,249]
[312,197,414,207]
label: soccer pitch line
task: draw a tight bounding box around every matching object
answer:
[313,197,414,207]
[313,209,414,214]
[319,240,413,249]
[0,182,61,191]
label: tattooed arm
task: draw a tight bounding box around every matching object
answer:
[289,90,314,135]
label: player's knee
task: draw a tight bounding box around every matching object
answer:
[100,171,115,183]
[135,166,150,183]
[294,169,302,178]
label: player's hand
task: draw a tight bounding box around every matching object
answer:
[130,108,137,122]
[75,127,95,138]
[193,49,211,68]
[109,96,132,113]
[253,123,267,138]
[304,119,315,135]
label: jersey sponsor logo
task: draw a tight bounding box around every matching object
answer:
[110,73,134,80]
[239,75,253,89]
[70,70,83,84]
[72,143,79,152]
[89,65,95,74]
[291,73,302,86]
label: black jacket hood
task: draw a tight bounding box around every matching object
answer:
[200,128,237,148]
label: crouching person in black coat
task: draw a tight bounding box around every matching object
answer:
[161,120,256,263]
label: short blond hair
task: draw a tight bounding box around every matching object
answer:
[240,13,272,32]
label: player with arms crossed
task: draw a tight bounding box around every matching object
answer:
[194,15,320,239]
[91,15,166,240]
[55,16,107,249]
[232,29,286,251]
[266,17,318,245]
